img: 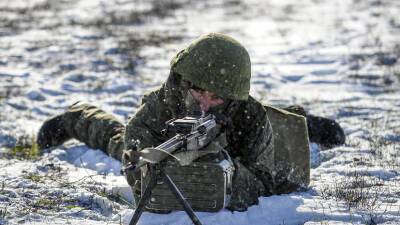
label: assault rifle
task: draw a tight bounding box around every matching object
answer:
[122,114,219,225]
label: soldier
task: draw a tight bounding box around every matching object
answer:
[37,33,345,211]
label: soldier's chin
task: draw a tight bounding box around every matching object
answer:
[199,104,210,113]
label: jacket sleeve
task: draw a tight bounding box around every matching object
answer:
[244,113,274,174]
[228,98,275,192]
[124,86,173,151]
[124,73,187,152]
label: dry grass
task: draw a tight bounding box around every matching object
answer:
[319,171,387,210]
[318,169,397,225]
[4,135,39,160]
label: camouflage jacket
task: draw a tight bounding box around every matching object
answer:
[125,72,275,193]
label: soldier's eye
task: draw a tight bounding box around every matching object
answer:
[211,94,224,101]
[190,84,206,93]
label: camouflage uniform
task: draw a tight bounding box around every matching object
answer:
[38,33,333,211]
[55,72,309,211]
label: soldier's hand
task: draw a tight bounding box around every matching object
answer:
[122,149,142,164]
[121,149,142,187]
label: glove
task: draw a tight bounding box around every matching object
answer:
[122,149,142,165]
[121,145,142,188]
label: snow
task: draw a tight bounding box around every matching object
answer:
[1,0,400,224]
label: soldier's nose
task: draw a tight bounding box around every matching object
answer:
[189,89,224,113]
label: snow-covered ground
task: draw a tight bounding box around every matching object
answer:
[1,0,400,224]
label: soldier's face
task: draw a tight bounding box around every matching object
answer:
[189,89,224,112]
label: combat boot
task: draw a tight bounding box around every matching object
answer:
[306,115,346,149]
[37,114,71,150]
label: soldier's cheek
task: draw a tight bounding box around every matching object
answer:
[199,103,210,112]
[209,99,224,107]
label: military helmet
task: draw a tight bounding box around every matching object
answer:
[170,33,251,101]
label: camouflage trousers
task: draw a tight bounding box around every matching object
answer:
[61,101,306,211]
[62,102,126,161]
